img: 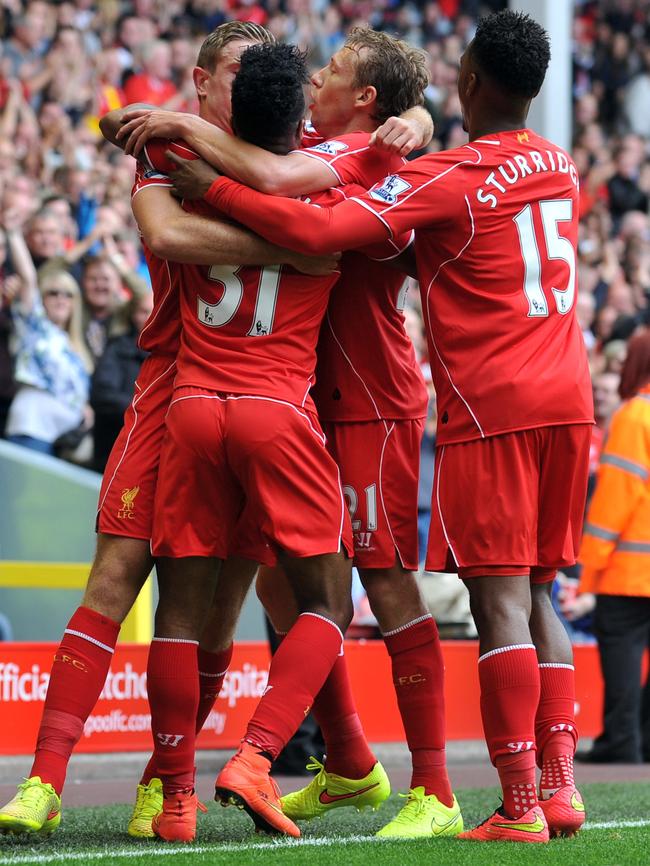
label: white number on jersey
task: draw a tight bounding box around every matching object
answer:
[198,264,282,335]
[513,199,575,317]
[343,483,378,532]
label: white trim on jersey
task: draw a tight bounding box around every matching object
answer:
[349,196,394,238]
[377,146,483,218]
[368,229,415,261]
[423,195,485,438]
[96,358,177,521]
[289,149,343,184]
[435,445,459,567]
[323,310,383,421]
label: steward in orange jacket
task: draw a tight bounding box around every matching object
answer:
[579,384,650,597]
[577,330,650,764]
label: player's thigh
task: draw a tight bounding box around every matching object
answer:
[427,431,539,572]
[97,354,176,540]
[536,423,591,571]
[227,398,353,560]
[152,388,241,559]
[325,418,423,571]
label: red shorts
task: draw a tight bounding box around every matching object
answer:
[323,418,423,571]
[97,354,176,540]
[152,387,353,562]
[426,424,591,581]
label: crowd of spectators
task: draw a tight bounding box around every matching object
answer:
[1,1,649,627]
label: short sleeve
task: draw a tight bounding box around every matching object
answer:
[293,131,404,188]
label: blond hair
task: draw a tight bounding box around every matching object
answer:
[39,269,94,372]
[345,27,430,124]
[196,21,275,72]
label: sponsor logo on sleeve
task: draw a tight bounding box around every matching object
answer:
[311,140,349,155]
[368,174,412,205]
[143,169,169,180]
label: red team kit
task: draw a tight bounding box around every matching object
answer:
[97,129,429,570]
[204,127,594,576]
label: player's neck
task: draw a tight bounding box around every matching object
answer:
[319,115,375,140]
[469,117,529,141]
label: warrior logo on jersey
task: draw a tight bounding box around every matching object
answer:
[369,174,412,205]
[310,140,349,156]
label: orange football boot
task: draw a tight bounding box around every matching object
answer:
[458,805,549,843]
[215,743,300,837]
[539,787,585,837]
[151,788,206,843]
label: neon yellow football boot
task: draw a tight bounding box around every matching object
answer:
[376,786,463,838]
[127,777,163,838]
[280,757,390,821]
[0,776,61,836]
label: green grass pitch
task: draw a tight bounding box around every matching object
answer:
[0,782,648,866]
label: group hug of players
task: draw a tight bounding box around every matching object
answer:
[0,9,593,846]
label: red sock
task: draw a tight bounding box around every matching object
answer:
[140,643,233,786]
[384,616,452,805]
[312,654,376,778]
[536,663,578,797]
[245,613,342,759]
[31,606,120,794]
[478,644,540,818]
[196,644,233,733]
[147,638,198,793]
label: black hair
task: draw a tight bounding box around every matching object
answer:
[471,10,551,99]
[231,43,308,149]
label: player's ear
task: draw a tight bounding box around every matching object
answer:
[295,117,306,147]
[356,84,377,112]
[193,66,209,100]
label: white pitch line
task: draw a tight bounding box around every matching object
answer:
[0,820,649,865]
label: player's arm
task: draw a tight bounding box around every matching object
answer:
[131,185,338,275]
[202,175,387,255]
[118,112,342,196]
[116,107,433,196]
[99,104,156,147]
[369,105,433,155]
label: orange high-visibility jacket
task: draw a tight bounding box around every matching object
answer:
[579,386,650,597]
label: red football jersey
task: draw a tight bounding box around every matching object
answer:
[131,161,181,356]
[294,129,405,188]
[313,247,428,422]
[296,131,427,421]
[207,129,594,444]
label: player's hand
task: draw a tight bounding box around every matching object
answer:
[117,109,183,156]
[288,250,341,277]
[167,151,219,200]
[369,115,427,157]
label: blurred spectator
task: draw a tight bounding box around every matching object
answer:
[6,236,93,455]
[80,252,148,365]
[90,291,153,471]
[123,39,182,108]
[573,329,650,763]
[0,224,17,436]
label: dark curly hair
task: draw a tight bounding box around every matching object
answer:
[471,10,550,99]
[231,43,308,149]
